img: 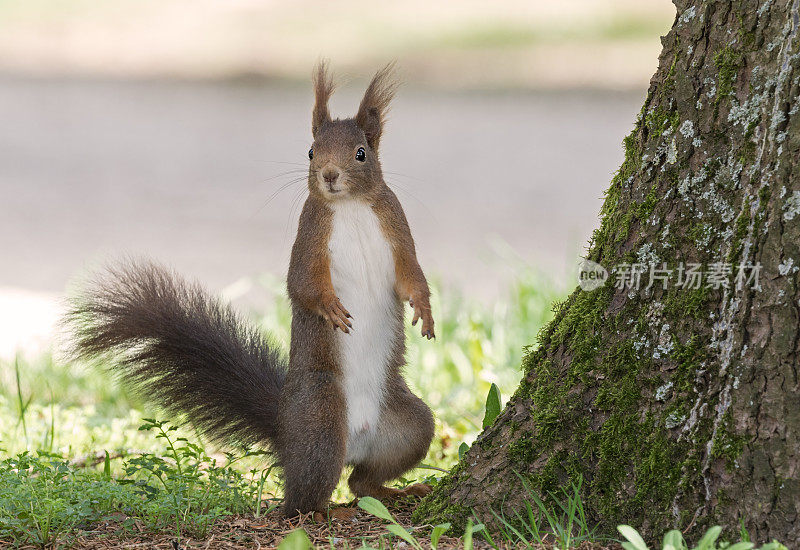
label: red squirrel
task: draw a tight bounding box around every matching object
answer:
[66,62,436,517]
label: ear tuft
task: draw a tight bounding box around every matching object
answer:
[312,60,335,137]
[355,62,398,150]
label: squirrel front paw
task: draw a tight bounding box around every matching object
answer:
[409,297,435,340]
[320,294,352,333]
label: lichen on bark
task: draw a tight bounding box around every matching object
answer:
[414,0,800,543]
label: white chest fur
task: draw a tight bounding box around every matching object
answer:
[328,199,399,464]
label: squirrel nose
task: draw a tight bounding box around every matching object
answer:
[322,168,340,184]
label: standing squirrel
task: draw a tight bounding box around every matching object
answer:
[66,62,436,517]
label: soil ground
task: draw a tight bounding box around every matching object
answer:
[0,500,619,549]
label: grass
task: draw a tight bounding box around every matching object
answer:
[0,269,563,547]
[0,271,789,548]
[0,433,276,546]
[483,474,597,548]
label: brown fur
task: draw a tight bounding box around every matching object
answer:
[281,62,434,514]
[66,62,434,519]
[312,61,335,137]
[374,188,435,338]
[355,62,397,150]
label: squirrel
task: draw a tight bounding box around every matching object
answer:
[66,61,436,518]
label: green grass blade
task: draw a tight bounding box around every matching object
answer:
[386,524,422,550]
[482,383,502,428]
[617,525,649,550]
[103,451,111,480]
[357,497,395,522]
[693,526,721,550]
[14,357,31,443]
[431,523,451,549]
[277,528,313,550]
[662,529,685,550]
[463,519,474,550]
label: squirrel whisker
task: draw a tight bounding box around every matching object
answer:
[249,177,308,221]
[260,169,309,184]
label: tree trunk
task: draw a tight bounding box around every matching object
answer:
[414,0,800,543]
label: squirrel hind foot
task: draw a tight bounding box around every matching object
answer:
[313,506,359,523]
[355,483,432,501]
[400,482,433,497]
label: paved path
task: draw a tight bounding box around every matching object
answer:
[0,76,644,354]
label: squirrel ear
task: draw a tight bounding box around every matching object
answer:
[355,63,397,150]
[312,60,335,137]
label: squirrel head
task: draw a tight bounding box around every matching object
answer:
[307,61,397,201]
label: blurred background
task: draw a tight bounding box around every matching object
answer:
[0,0,674,461]
[0,0,674,359]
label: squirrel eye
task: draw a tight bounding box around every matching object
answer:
[308,148,314,160]
[355,147,366,162]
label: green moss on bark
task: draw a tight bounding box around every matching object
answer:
[413,1,785,538]
[714,46,743,102]
[412,461,473,528]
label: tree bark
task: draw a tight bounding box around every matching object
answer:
[414,0,800,543]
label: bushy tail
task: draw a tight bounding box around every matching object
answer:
[65,260,286,449]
